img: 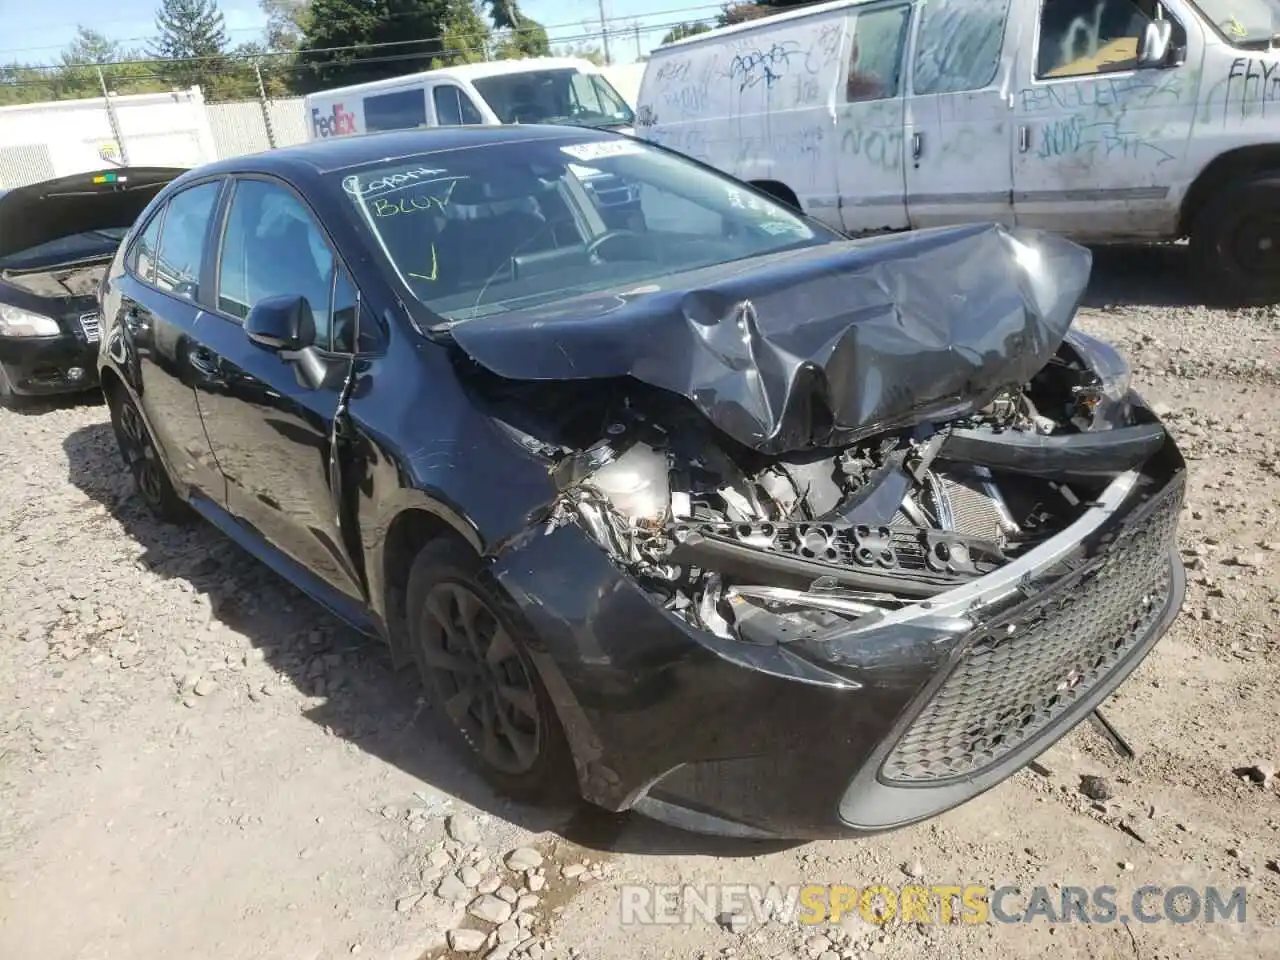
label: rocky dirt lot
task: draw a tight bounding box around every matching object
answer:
[1,245,1279,960]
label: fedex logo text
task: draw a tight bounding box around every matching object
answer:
[312,103,357,138]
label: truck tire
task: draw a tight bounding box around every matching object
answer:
[1189,174,1280,307]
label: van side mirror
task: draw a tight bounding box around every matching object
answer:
[1137,20,1174,68]
[245,294,316,352]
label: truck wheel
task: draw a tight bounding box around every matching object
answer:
[1189,174,1280,306]
[405,535,577,803]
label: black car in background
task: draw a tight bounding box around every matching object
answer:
[97,126,1186,840]
[0,169,183,403]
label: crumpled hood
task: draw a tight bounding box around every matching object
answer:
[445,223,1093,454]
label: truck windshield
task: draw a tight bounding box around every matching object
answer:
[1189,0,1280,45]
[470,69,635,128]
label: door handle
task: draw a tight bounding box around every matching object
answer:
[912,132,923,161]
[1019,125,1030,153]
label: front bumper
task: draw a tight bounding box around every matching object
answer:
[491,417,1186,841]
[0,331,99,395]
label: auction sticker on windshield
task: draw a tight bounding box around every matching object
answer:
[561,141,645,161]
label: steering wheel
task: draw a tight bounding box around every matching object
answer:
[585,229,652,263]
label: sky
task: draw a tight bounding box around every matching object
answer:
[0,0,724,67]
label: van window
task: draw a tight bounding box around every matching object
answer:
[470,69,633,127]
[1036,0,1183,78]
[913,0,1011,94]
[364,89,428,133]
[433,85,485,125]
[846,4,914,103]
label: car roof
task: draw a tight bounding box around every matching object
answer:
[177,124,614,183]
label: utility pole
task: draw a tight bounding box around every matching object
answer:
[633,22,641,60]
[597,0,612,65]
[97,67,129,166]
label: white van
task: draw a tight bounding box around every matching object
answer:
[636,0,1280,305]
[303,56,643,227]
[303,56,635,137]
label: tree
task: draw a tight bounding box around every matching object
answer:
[50,27,168,100]
[261,0,312,51]
[491,12,550,58]
[296,0,455,92]
[554,42,605,65]
[716,2,778,26]
[660,22,711,44]
[432,0,491,67]
[148,0,232,89]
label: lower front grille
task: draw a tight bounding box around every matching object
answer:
[881,475,1183,784]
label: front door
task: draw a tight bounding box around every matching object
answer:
[192,176,364,605]
[904,0,1017,229]
[834,1,913,234]
[1012,0,1197,240]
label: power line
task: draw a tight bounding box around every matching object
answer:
[0,2,725,64]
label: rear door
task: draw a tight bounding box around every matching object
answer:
[111,178,227,500]
[191,175,365,604]
[834,1,914,234]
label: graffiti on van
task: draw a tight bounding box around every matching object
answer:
[729,42,801,92]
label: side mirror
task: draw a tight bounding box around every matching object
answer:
[1137,20,1174,68]
[245,294,316,352]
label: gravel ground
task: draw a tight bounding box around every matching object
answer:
[1,245,1278,960]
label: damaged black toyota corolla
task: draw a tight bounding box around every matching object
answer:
[98,126,1185,840]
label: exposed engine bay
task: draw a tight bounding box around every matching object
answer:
[464,330,1166,645]
[2,262,109,299]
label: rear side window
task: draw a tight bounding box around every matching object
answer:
[128,212,164,283]
[846,4,914,103]
[217,179,338,350]
[152,182,220,301]
[364,89,428,133]
[433,85,484,125]
[912,0,1011,94]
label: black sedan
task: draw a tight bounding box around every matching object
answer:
[0,168,182,402]
[97,125,1186,840]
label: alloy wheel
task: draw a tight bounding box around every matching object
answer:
[115,397,165,507]
[418,581,542,775]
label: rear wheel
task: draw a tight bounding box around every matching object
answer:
[106,383,190,523]
[1189,174,1280,306]
[406,536,576,802]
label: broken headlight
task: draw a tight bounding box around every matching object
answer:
[1064,330,1133,428]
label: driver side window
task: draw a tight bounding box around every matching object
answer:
[1036,0,1184,78]
[216,179,338,351]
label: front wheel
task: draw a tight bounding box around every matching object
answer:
[1189,174,1280,307]
[405,536,577,803]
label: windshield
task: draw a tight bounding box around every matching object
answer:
[336,136,830,322]
[1189,0,1280,44]
[471,69,635,128]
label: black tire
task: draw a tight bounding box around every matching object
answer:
[105,383,190,523]
[1189,174,1280,307]
[406,535,576,803]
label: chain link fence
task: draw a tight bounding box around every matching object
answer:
[0,79,310,189]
